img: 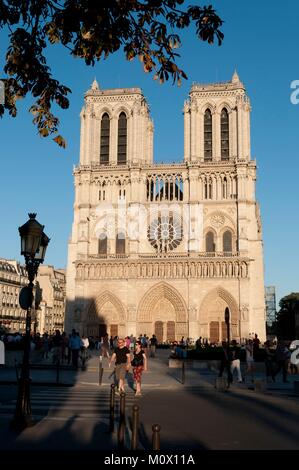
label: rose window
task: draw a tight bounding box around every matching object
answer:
[147,213,183,253]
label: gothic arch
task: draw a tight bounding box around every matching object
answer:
[199,286,239,324]
[87,290,126,322]
[99,108,112,120]
[113,105,131,119]
[201,102,216,114]
[208,210,236,231]
[137,282,187,323]
[216,101,233,114]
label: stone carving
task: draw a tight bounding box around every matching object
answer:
[211,214,225,228]
[241,305,249,321]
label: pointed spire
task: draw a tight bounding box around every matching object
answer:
[232,69,240,83]
[91,78,99,90]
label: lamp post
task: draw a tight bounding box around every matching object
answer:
[225,307,231,386]
[11,214,50,430]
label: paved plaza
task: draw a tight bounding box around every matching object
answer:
[0,350,298,451]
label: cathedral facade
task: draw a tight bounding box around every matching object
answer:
[65,72,266,343]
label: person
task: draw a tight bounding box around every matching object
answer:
[131,340,147,396]
[100,334,110,359]
[253,333,260,360]
[218,341,227,378]
[264,340,275,382]
[149,334,157,357]
[230,340,242,383]
[109,338,131,394]
[80,334,90,364]
[273,340,290,383]
[245,339,254,382]
[69,329,81,369]
[195,337,202,350]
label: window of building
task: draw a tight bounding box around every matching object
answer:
[221,108,229,160]
[116,233,125,254]
[206,231,215,254]
[98,235,107,255]
[222,177,228,199]
[100,113,110,164]
[118,112,127,164]
[204,109,212,161]
[223,230,233,254]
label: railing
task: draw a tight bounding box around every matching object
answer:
[79,251,240,261]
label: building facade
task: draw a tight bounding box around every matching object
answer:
[36,266,66,334]
[0,259,66,334]
[65,72,266,343]
[0,259,27,332]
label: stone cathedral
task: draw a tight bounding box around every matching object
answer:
[65,72,266,343]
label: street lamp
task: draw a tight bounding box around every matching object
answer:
[11,213,50,430]
[224,307,231,386]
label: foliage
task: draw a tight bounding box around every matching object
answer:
[276,292,299,340]
[0,1,223,147]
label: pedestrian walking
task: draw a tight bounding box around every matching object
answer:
[109,338,131,394]
[230,340,242,383]
[131,341,147,396]
[149,334,157,357]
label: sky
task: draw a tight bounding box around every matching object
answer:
[0,1,299,306]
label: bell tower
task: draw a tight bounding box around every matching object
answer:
[79,80,153,166]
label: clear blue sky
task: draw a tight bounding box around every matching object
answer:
[0,1,298,305]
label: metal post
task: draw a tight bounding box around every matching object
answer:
[181,360,185,384]
[225,307,231,388]
[99,356,103,386]
[119,391,126,421]
[152,424,161,450]
[118,391,126,450]
[109,384,115,432]
[11,297,33,430]
[131,405,139,450]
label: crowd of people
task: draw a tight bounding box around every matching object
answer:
[216,335,298,384]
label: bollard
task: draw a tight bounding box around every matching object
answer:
[152,424,161,450]
[99,356,104,386]
[56,360,60,384]
[118,392,126,450]
[131,405,139,450]
[119,391,126,422]
[109,384,116,432]
[181,360,185,384]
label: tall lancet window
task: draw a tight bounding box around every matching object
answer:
[118,112,127,164]
[204,109,212,161]
[221,108,229,160]
[223,230,232,254]
[206,231,215,255]
[100,113,110,164]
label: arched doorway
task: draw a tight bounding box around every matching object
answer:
[199,287,240,343]
[85,291,126,338]
[137,282,187,342]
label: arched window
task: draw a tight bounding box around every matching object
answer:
[206,231,215,254]
[118,112,127,164]
[204,109,212,161]
[223,230,232,254]
[116,233,125,254]
[100,113,110,164]
[221,108,229,160]
[222,177,228,199]
[98,234,107,255]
